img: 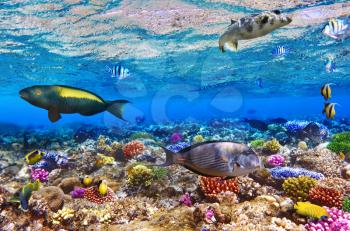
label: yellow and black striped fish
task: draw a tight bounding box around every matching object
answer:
[294,202,329,220]
[322,102,337,119]
[25,150,44,165]
[19,85,130,123]
[320,83,334,100]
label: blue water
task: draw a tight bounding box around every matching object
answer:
[0,1,349,126]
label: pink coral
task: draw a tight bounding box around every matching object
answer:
[30,168,49,182]
[179,192,192,207]
[305,207,350,231]
[266,154,285,167]
[170,132,182,143]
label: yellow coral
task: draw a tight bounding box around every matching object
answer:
[264,139,281,154]
[192,135,205,144]
[96,153,115,167]
[298,141,308,151]
[282,176,317,202]
[127,164,154,187]
[52,207,75,225]
[97,136,122,156]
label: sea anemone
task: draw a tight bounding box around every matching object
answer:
[309,186,343,209]
[179,192,193,207]
[70,187,85,199]
[122,141,145,159]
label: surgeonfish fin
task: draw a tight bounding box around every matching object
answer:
[106,100,130,121]
[48,108,62,122]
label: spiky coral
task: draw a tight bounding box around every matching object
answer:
[309,186,343,208]
[122,141,145,159]
[199,177,239,200]
[327,132,350,154]
[282,176,317,202]
[84,187,114,204]
[263,139,281,154]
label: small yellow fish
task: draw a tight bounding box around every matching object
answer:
[25,150,44,165]
[98,180,108,196]
[322,103,337,119]
[320,83,334,100]
[339,152,346,161]
[294,202,330,220]
[82,176,93,187]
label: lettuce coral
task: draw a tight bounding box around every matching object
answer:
[327,132,350,154]
[282,176,317,202]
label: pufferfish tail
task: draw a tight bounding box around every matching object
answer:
[106,100,131,121]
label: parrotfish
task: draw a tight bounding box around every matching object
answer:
[10,179,41,211]
[155,141,262,178]
[294,202,330,220]
[19,85,130,123]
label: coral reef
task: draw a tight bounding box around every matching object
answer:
[343,197,350,213]
[166,142,190,152]
[122,141,145,159]
[30,168,49,182]
[249,139,265,148]
[71,187,85,199]
[192,134,205,144]
[51,207,75,225]
[263,139,281,154]
[95,153,115,167]
[170,132,182,143]
[305,207,350,231]
[282,176,317,202]
[266,154,285,167]
[84,186,114,204]
[327,131,350,154]
[57,177,83,194]
[32,186,65,212]
[32,151,69,171]
[199,176,239,200]
[127,164,155,188]
[270,167,325,180]
[309,186,343,208]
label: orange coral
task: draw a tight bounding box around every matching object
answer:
[84,187,114,204]
[122,141,145,159]
[309,186,343,208]
[199,176,240,199]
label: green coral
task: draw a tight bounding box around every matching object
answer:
[263,139,281,154]
[250,139,265,148]
[151,167,168,180]
[343,197,350,212]
[126,164,168,188]
[282,176,317,202]
[130,132,154,140]
[327,132,350,154]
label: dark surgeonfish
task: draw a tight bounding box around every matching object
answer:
[243,118,268,131]
[155,141,262,178]
[19,85,130,123]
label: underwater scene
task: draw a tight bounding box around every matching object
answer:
[1,0,350,230]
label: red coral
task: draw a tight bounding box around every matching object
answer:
[199,176,240,199]
[84,187,114,204]
[122,141,145,159]
[309,186,343,208]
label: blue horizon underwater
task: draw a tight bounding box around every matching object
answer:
[1,1,350,230]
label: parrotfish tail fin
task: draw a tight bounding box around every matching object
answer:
[154,146,176,167]
[106,100,131,121]
[225,40,238,52]
[219,40,225,52]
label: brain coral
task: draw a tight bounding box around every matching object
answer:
[282,176,317,202]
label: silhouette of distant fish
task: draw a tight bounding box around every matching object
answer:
[243,118,268,131]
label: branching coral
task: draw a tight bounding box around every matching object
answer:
[51,207,75,225]
[309,186,343,208]
[199,177,239,200]
[127,164,155,188]
[266,154,285,167]
[269,167,325,180]
[122,141,145,159]
[327,132,350,154]
[84,187,114,204]
[263,139,281,154]
[32,151,68,171]
[305,207,350,231]
[95,153,115,167]
[30,168,49,182]
[97,135,122,156]
[282,176,317,202]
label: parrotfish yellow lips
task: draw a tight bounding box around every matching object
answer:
[19,89,29,100]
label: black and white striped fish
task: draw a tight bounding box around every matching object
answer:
[107,64,130,80]
[153,141,262,178]
[323,18,350,40]
[272,45,289,57]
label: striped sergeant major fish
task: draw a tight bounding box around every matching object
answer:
[19,85,130,123]
[106,64,130,80]
[323,18,350,40]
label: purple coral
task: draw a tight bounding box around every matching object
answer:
[284,120,329,140]
[205,207,216,223]
[269,167,324,180]
[30,168,49,182]
[179,192,192,207]
[166,142,190,153]
[266,154,285,167]
[32,150,69,171]
[305,207,350,231]
[170,132,182,144]
[71,187,86,199]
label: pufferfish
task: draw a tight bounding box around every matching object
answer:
[219,10,292,52]
[294,202,330,220]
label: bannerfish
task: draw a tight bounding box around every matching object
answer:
[323,102,337,119]
[243,118,268,131]
[320,83,334,100]
[19,85,130,123]
[219,10,292,52]
[294,202,330,220]
[9,179,41,211]
[323,18,350,40]
[154,141,262,178]
[25,150,44,165]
